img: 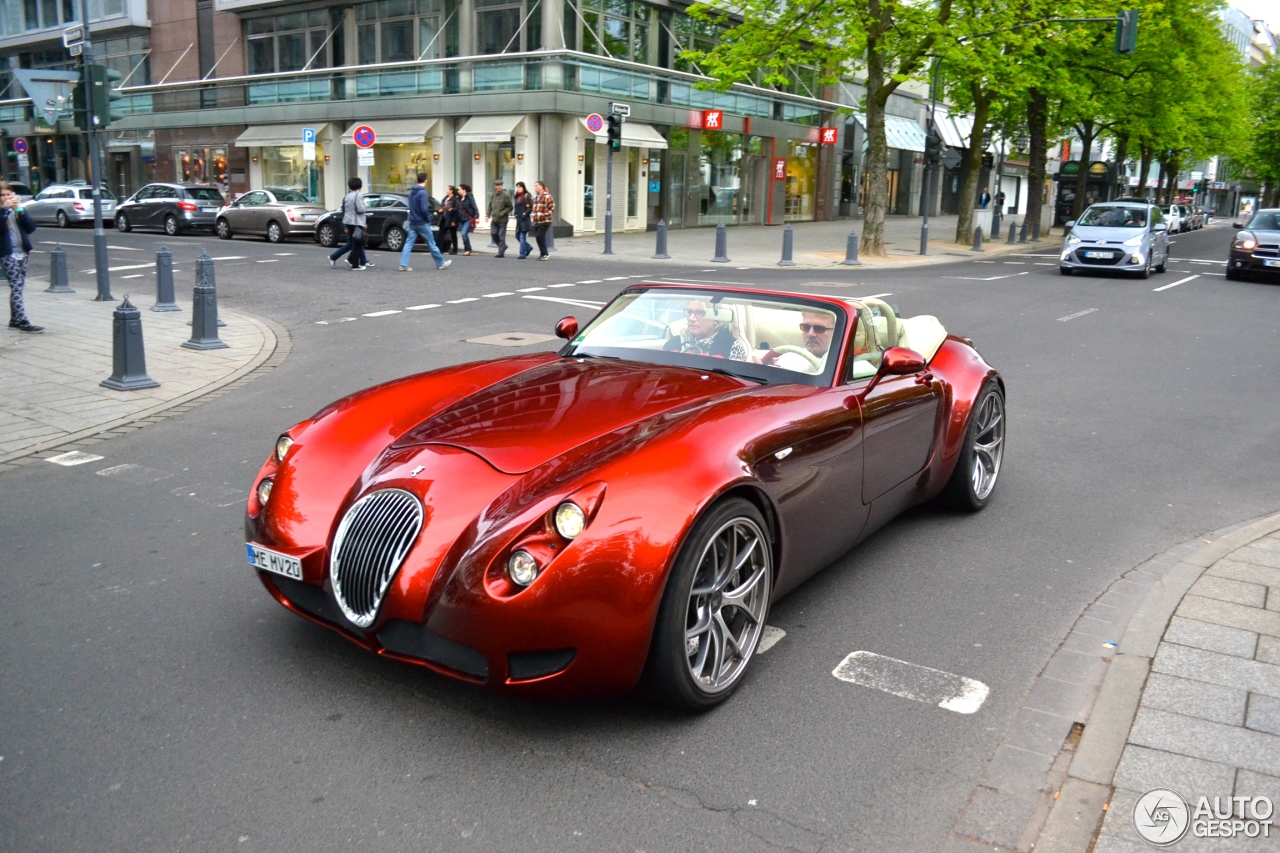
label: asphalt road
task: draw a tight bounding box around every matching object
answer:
[2,220,1277,851]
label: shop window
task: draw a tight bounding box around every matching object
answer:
[698,130,743,226]
[246,10,333,75]
[356,0,444,64]
[475,0,540,54]
[784,141,817,222]
[627,147,639,217]
[173,147,227,190]
[368,141,434,194]
[583,142,595,218]
[260,145,326,204]
[484,142,516,192]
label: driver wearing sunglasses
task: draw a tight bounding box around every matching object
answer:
[800,311,836,359]
[663,300,749,361]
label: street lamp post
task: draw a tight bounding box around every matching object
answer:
[919,57,941,256]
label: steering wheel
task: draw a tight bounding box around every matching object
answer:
[771,345,824,373]
[860,297,899,349]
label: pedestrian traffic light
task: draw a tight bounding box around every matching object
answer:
[1115,10,1139,55]
[606,114,622,152]
[925,133,942,165]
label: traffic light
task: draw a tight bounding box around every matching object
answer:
[74,65,127,131]
[981,151,994,169]
[925,133,942,165]
[606,114,622,152]
[1115,10,1139,54]
[101,66,126,126]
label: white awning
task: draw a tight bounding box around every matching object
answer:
[852,113,927,153]
[933,115,967,149]
[578,118,669,150]
[234,123,329,148]
[340,118,441,145]
[456,115,525,143]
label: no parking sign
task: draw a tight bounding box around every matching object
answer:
[13,137,29,155]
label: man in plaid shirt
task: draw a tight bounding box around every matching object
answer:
[531,181,555,261]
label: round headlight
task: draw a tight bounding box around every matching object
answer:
[554,502,586,539]
[275,435,294,462]
[257,478,273,505]
[507,550,539,586]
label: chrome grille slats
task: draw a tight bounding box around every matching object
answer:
[330,488,424,628]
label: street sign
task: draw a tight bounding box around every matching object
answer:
[357,148,375,167]
[585,113,604,134]
[62,24,84,49]
[302,127,316,162]
[352,125,376,149]
[13,137,29,155]
[941,149,962,170]
[301,127,316,144]
[16,154,29,171]
[608,102,630,118]
[12,69,80,127]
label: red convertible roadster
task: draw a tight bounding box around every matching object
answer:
[245,284,1004,708]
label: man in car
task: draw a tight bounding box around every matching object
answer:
[801,311,837,360]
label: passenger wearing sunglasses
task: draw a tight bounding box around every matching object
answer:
[663,300,749,361]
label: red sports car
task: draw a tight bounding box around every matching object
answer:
[245,284,1004,708]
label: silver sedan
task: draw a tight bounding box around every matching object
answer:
[1059,202,1171,279]
[215,188,328,243]
[26,184,117,228]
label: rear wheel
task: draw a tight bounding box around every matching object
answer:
[216,218,233,240]
[384,226,406,253]
[115,212,131,233]
[942,381,1005,512]
[642,498,772,710]
[266,221,283,243]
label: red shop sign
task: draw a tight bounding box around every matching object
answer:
[702,109,724,130]
[819,127,839,145]
[773,158,787,180]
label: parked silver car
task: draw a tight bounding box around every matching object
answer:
[26,183,117,227]
[215,188,328,243]
[1060,202,1170,278]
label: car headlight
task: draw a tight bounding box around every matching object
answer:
[554,502,586,539]
[1066,235,1082,244]
[1235,232,1257,251]
[507,550,539,586]
[275,434,294,462]
[257,478,274,505]
[1122,235,1144,246]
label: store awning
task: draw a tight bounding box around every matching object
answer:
[234,123,329,148]
[853,113,927,153]
[933,115,967,149]
[340,118,441,145]
[579,118,669,150]
[456,115,524,143]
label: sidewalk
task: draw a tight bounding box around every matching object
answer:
[0,282,280,470]
[1036,512,1280,852]
[550,214,1054,269]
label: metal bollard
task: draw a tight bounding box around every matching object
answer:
[101,296,159,391]
[1007,222,1017,244]
[152,245,179,312]
[1019,221,1029,244]
[1031,221,1041,242]
[842,231,862,265]
[778,224,796,267]
[46,245,74,293]
[710,223,730,263]
[652,220,671,259]
[972,226,984,252]
[189,251,226,327]
[183,264,229,350]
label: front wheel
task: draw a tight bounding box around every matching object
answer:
[1059,267,1073,276]
[266,221,284,243]
[316,222,337,248]
[1225,266,1242,281]
[1137,256,1151,280]
[1155,252,1167,273]
[384,226,406,252]
[56,210,69,228]
[641,498,772,710]
[163,214,179,236]
[942,380,1005,512]
[115,212,131,233]
[216,218,233,240]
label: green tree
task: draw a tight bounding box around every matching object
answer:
[1242,59,1280,205]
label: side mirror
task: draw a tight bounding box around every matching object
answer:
[1064,220,1076,229]
[555,316,579,340]
[881,347,927,375]
[1153,222,1167,232]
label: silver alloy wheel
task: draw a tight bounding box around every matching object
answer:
[216,218,232,239]
[385,226,405,251]
[267,221,282,243]
[317,223,335,247]
[969,391,1005,500]
[56,210,68,228]
[115,213,129,232]
[684,516,771,694]
[164,215,178,236]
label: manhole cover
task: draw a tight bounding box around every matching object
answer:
[466,332,560,347]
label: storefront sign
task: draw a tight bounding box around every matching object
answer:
[774,158,787,180]
[357,148,375,167]
[585,113,604,134]
[702,110,724,130]
[352,125,377,149]
[819,127,838,145]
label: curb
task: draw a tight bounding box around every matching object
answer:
[1033,510,1280,851]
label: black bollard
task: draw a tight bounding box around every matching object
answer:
[183,264,229,350]
[1007,222,1017,244]
[189,251,226,327]
[710,223,730,263]
[842,231,862,266]
[1019,221,1029,244]
[46,245,74,293]
[972,226,984,252]
[652,220,671,259]
[1031,221,1041,242]
[152,245,179,312]
[101,296,159,391]
[779,224,796,267]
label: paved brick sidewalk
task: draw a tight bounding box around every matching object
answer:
[0,284,279,467]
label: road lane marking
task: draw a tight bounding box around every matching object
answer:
[209,255,245,261]
[255,259,278,263]
[1153,274,1199,292]
[315,317,358,324]
[363,310,401,317]
[1002,261,1026,265]
[120,274,143,279]
[757,626,786,654]
[517,286,546,292]
[406,304,440,310]
[576,279,602,284]
[653,277,755,285]
[274,252,295,256]
[548,283,576,288]
[831,651,989,714]
[523,295,607,309]
[945,272,1030,281]
[482,291,514,298]
[1034,262,1055,266]
[47,451,105,466]
[93,263,156,272]
[604,275,630,280]
[447,297,479,304]
[1057,308,1098,321]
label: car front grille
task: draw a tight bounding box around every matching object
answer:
[1253,243,1280,259]
[330,489,423,628]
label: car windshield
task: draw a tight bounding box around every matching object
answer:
[78,188,115,200]
[270,189,311,203]
[563,287,850,387]
[185,187,225,202]
[1246,211,1279,231]
[1078,206,1147,228]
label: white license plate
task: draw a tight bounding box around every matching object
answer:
[246,543,303,580]
[301,214,315,220]
[1264,259,1280,268]
[1084,251,1111,259]
[201,207,219,213]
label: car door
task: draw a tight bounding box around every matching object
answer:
[234,191,269,232]
[27,188,58,224]
[147,185,177,227]
[365,196,399,242]
[1150,207,1169,262]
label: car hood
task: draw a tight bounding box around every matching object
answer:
[1067,225,1148,243]
[1242,228,1280,241]
[394,358,749,474]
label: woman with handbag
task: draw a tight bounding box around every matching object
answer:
[329,177,371,270]
[457,184,479,256]
[440,186,459,255]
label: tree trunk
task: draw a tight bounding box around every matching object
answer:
[1113,133,1129,199]
[955,86,991,244]
[860,48,890,257]
[1156,160,1167,203]
[1138,145,1153,199]
[1072,119,1095,220]
[1026,87,1047,239]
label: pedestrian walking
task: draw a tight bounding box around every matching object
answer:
[440,186,459,255]
[994,190,1007,213]
[1,181,41,333]
[398,172,451,272]
[457,184,479,256]
[487,179,514,258]
[531,180,555,261]
[979,187,991,209]
[330,177,373,270]
[513,181,533,259]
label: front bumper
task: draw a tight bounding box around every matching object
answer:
[1227,249,1280,276]
[1060,243,1148,271]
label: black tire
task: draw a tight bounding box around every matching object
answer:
[216,218,233,240]
[163,214,179,236]
[384,226,406,252]
[115,212,131,233]
[641,497,773,710]
[56,210,68,228]
[1137,256,1151,280]
[266,221,284,243]
[1225,266,1242,281]
[1059,267,1073,276]
[942,380,1005,512]
[1155,254,1166,273]
[317,222,337,248]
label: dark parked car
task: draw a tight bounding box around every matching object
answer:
[313,192,441,253]
[1227,209,1280,282]
[115,183,225,236]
